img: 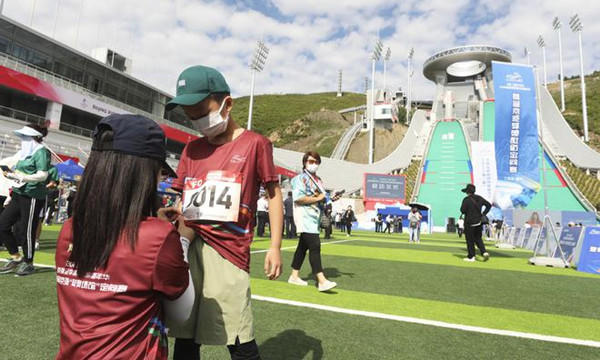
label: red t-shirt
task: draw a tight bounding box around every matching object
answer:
[172,130,278,271]
[55,218,189,360]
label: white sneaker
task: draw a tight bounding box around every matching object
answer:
[463,257,476,262]
[483,252,490,262]
[318,280,337,292]
[35,242,40,250]
[346,234,350,237]
[288,276,308,286]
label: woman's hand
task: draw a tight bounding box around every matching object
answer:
[157,206,181,223]
[176,216,196,242]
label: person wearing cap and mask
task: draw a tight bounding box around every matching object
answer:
[460,183,491,262]
[55,114,196,360]
[165,65,283,360]
[288,151,337,292]
[0,123,51,276]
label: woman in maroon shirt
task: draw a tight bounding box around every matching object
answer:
[55,114,196,360]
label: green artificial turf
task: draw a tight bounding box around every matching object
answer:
[1,227,599,359]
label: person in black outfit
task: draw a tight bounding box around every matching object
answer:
[283,191,296,238]
[375,214,383,233]
[459,184,491,262]
[342,206,354,236]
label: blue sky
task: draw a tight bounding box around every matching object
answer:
[3,0,600,99]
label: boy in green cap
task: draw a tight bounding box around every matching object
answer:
[166,65,283,360]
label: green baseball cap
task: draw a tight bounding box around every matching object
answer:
[166,65,230,110]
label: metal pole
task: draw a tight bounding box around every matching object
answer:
[535,66,549,218]
[247,69,256,130]
[75,0,83,48]
[0,0,5,15]
[406,57,411,124]
[383,59,387,94]
[557,27,565,111]
[369,58,376,164]
[52,0,62,39]
[29,0,37,27]
[542,46,547,88]
[577,30,589,142]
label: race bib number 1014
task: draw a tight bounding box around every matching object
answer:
[183,171,243,222]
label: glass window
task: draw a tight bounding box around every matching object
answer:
[0,36,11,54]
[0,20,15,38]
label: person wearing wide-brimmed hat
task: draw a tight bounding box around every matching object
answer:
[459,183,491,262]
[0,123,51,276]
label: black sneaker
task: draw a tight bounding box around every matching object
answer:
[0,259,23,274]
[14,262,35,276]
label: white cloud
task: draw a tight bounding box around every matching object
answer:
[2,0,600,101]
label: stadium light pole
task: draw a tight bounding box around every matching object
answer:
[537,36,547,88]
[553,17,565,112]
[383,47,391,94]
[406,47,414,124]
[247,40,269,131]
[29,0,37,27]
[523,47,531,65]
[569,14,589,142]
[369,39,383,164]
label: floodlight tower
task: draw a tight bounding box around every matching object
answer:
[247,40,269,131]
[569,14,589,142]
[553,17,565,112]
[524,47,531,65]
[369,39,383,164]
[537,36,547,88]
[383,47,391,94]
[406,47,414,124]
[337,69,343,97]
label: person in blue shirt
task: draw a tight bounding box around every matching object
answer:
[287,151,337,292]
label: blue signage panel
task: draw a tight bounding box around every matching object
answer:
[577,227,600,275]
[364,173,406,202]
[553,227,583,262]
[492,62,540,210]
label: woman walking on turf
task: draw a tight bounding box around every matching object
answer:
[288,151,338,292]
[0,124,51,276]
[407,207,422,243]
[55,114,196,359]
[460,183,491,262]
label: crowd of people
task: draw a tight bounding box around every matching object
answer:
[0,65,514,359]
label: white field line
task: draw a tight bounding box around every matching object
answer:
[0,259,56,269]
[251,239,357,254]
[251,295,600,348]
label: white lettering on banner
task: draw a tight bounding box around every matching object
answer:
[183,171,243,222]
[471,142,497,203]
[508,92,521,173]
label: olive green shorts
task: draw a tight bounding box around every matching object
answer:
[167,240,254,346]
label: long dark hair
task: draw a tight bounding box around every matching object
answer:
[69,129,161,277]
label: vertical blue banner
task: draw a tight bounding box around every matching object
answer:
[492,62,540,210]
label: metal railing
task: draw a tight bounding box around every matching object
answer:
[0,105,46,126]
[58,122,94,138]
[330,122,363,160]
[0,52,199,136]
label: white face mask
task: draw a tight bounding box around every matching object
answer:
[191,98,230,138]
[306,163,319,174]
[19,136,39,160]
